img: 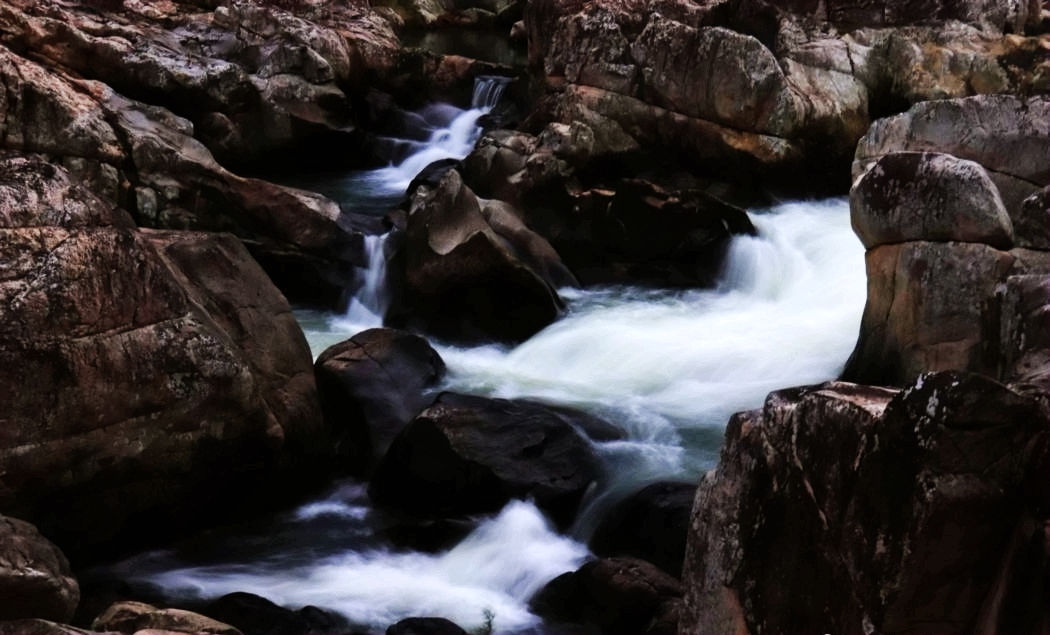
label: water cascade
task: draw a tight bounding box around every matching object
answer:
[109,198,866,633]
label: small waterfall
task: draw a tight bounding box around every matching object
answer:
[343,233,390,328]
[471,75,511,110]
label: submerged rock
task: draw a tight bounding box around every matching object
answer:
[0,157,330,557]
[368,393,602,527]
[0,516,79,623]
[315,328,446,474]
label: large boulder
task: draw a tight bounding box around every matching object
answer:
[202,592,348,635]
[843,95,1050,388]
[680,375,1050,634]
[530,556,682,635]
[391,169,577,342]
[314,328,446,474]
[368,393,602,527]
[0,157,330,556]
[0,516,79,623]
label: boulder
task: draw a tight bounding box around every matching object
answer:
[589,482,696,577]
[392,169,576,342]
[368,393,602,527]
[0,621,106,635]
[0,157,329,556]
[530,557,682,635]
[92,602,241,635]
[680,375,1050,634]
[314,328,446,474]
[385,617,467,635]
[0,516,79,623]
[851,152,1014,249]
[202,593,348,635]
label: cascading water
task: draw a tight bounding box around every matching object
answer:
[327,75,513,331]
[102,198,866,633]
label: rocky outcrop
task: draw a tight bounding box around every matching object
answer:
[843,95,1050,388]
[391,168,576,342]
[0,157,330,557]
[521,0,1049,191]
[530,556,682,635]
[589,482,695,577]
[0,0,400,169]
[314,328,446,474]
[368,392,602,527]
[93,602,241,635]
[0,44,361,307]
[680,375,1050,634]
[0,516,79,623]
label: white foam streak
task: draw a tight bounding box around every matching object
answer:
[134,501,587,633]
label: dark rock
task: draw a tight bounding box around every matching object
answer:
[530,557,682,635]
[203,592,349,635]
[0,157,330,558]
[680,374,1050,634]
[0,516,79,623]
[369,393,601,527]
[589,482,696,577]
[0,621,105,635]
[406,158,462,196]
[315,328,446,474]
[385,616,467,635]
[392,169,576,342]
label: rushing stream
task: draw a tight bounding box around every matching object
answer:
[100,78,867,633]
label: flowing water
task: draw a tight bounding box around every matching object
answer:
[100,78,867,633]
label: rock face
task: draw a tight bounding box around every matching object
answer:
[530,556,682,635]
[680,375,1050,634]
[843,95,1050,389]
[590,482,696,577]
[314,328,446,474]
[369,393,601,527]
[521,0,1047,190]
[0,516,79,623]
[0,157,330,556]
[392,169,577,342]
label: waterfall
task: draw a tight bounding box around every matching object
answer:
[337,75,513,330]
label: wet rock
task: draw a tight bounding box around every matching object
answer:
[590,482,696,577]
[851,152,1014,249]
[530,557,682,635]
[680,375,1050,634]
[315,328,446,474]
[369,393,602,527]
[93,602,241,635]
[0,516,79,623]
[385,617,467,635]
[0,157,329,556]
[203,592,348,635]
[392,169,575,342]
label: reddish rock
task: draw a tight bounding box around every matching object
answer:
[0,516,79,623]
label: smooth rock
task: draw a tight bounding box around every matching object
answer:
[92,602,240,635]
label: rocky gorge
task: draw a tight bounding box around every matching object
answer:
[0,0,1047,634]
